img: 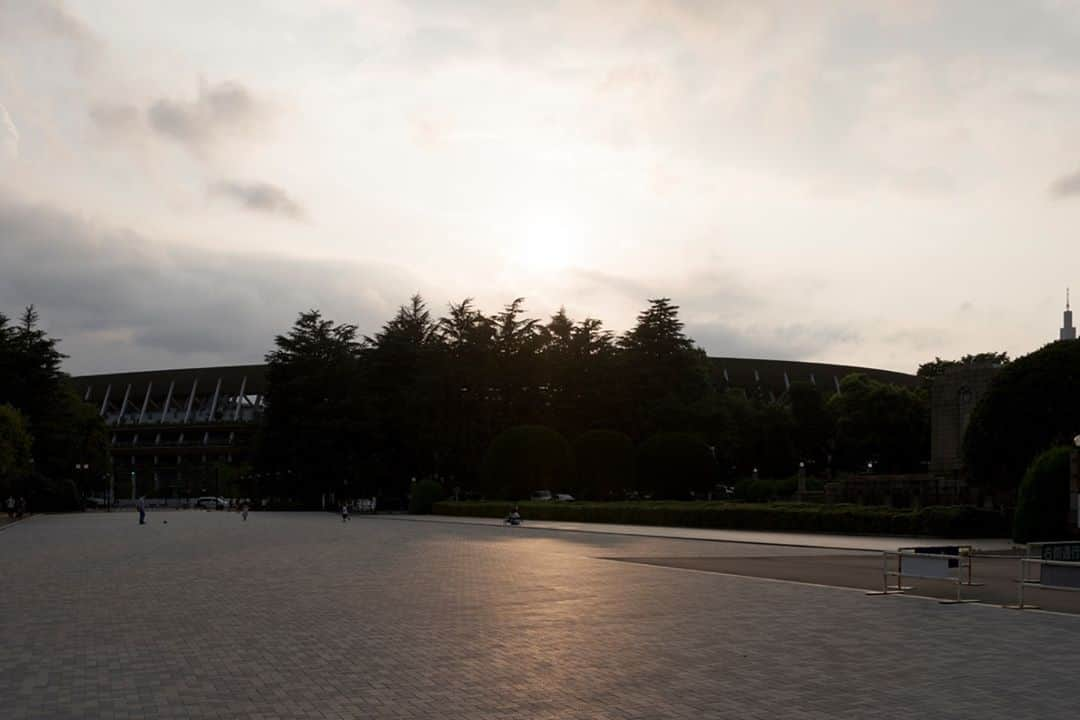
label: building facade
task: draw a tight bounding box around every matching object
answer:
[71,365,266,498]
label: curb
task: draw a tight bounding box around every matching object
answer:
[0,514,33,533]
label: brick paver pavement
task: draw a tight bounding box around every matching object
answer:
[1,512,1078,719]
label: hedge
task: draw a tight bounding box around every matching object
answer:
[431,500,1010,538]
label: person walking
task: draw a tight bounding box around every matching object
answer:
[340,502,350,522]
[5,496,14,520]
[136,496,146,525]
[241,501,249,522]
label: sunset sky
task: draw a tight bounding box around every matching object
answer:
[3,0,1080,375]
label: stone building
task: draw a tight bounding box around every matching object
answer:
[930,366,1000,477]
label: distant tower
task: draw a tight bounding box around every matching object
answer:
[1062,289,1076,341]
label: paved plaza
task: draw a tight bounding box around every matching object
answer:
[2,512,1080,719]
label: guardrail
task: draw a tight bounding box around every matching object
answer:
[1010,557,1080,609]
[868,547,979,604]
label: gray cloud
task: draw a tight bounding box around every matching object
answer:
[0,194,419,374]
[147,81,264,149]
[570,267,763,313]
[0,103,17,158]
[565,267,856,361]
[687,321,861,362]
[1051,169,1080,197]
[211,181,306,220]
[89,103,142,135]
[0,0,102,62]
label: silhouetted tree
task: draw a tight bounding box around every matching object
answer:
[259,310,366,503]
[964,341,1080,492]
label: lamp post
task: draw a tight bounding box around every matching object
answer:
[74,463,88,506]
[1072,435,1080,532]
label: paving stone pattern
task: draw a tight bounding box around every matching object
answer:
[1,512,1078,719]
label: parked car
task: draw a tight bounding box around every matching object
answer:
[84,496,106,509]
[195,496,228,510]
[531,490,553,501]
[554,493,575,502]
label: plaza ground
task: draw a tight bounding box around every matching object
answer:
[2,511,1079,719]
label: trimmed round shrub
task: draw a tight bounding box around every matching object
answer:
[1013,446,1071,543]
[636,432,717,500]
[480,425,573,500]
[573,430,634,500]
[409,478,445,514]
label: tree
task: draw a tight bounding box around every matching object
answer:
[828,374,928,473]
[964,341,1080,491]
[0,404,32,496]
[542,311,619,437]
[258,310,366,503]
[788,382,834,471]
[0,307,67,421]
[1013,446,1071,543]
[636,432,716,499]
[0,307,109,499]
[572,429,634,500]
[366,295,446,493]
[618,299,711,439]
[437,298,496,490]
[488,298,544,426]
[917,352,1009,387]
[409,477,446,514]
[479,425,573,500]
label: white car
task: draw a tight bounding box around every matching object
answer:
[195,496,228,510]
[554,493,575,502]
[530,490,553,501]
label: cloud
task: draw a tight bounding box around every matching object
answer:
[147,80,265,149]
[1051,169,1080,197]
[0,0,102,63]
[559,267,857,361]
[687,321,861,361]
[0,103,17,158]
[89,103,142,136]
[211,181,306,220]
[0,194,419,374]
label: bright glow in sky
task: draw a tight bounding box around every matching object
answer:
[3,0,1080,374]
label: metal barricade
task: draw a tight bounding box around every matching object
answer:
[868,548,979,604]
[898,545,981,587]
[1011,557,1080,609]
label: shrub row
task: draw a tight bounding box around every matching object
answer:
[431,500,1010,538]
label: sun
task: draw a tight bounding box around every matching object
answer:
[510,212,584,273]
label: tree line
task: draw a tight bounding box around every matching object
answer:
[253,296,931,504]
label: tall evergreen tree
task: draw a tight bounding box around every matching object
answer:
[259,310,366,502]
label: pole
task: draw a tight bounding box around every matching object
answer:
[1018,557,1025,609]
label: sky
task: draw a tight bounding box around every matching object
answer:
[3,0,1080,376]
